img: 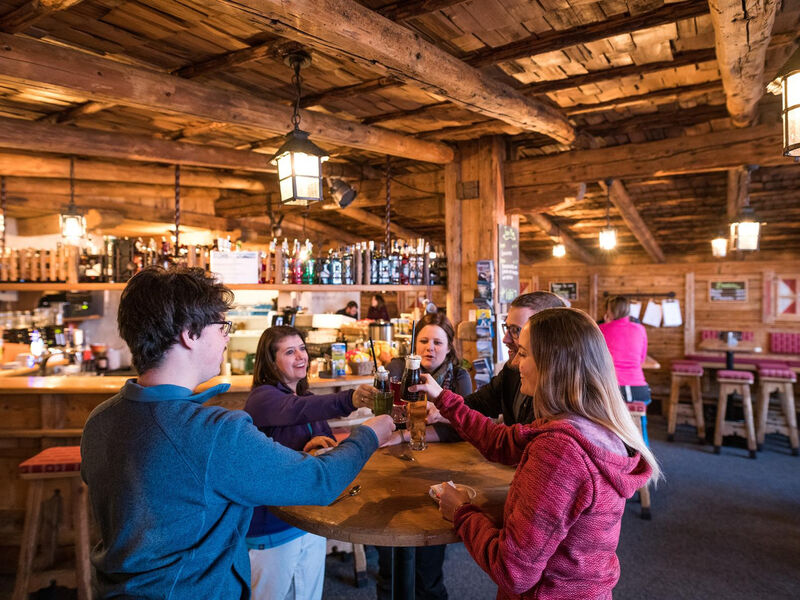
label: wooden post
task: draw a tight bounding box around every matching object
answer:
[684,271,696,356]
[444,161,461,330]
[589,272,599,320]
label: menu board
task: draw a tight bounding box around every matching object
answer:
[209,251,260,284]
[550,281,578,301]
[497,225,520,304]
[709,280,747,302]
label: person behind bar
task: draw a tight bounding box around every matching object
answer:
[377,312,473,600]
[412,308,659,599]
[80,267,394,599]
[463,291,565,425]
[336,300,359,318]
[367,293,391,321]
[598,295,651,444]
[244,325,379,600]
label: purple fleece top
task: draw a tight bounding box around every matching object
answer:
[244,381,356,537]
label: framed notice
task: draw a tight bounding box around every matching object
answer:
[709,280,748,302]
[497,225,520,304]
[550,281,578,301]
[209,251,260,284]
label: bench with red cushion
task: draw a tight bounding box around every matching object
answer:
[19,446,81,475]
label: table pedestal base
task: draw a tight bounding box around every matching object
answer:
[392,547,415,600]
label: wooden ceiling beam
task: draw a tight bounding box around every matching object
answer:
[300,77,402,108]
[505,183,587,214]
[172,38,284,79]
[0,151,267,191]
[726,165,754,220]
[599,179,665,263]
[708,0,779,126]
[524,213,597,264]
[376,0,464,21]
[565,81,722,116]
[0,0,83,33]
[0,117,275,172]
[505,124,786,187]
[223,0,576,144]
[464,0,709,68]
[336,207,424,240]
[0,33,453,163]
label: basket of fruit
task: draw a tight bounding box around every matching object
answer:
[346,350,374,375]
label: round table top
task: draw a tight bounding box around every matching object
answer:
[272,442,515,547]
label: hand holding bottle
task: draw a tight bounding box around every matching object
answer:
[409,373,443,403]
[352,384,379,409]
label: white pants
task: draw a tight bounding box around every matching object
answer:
[249,532,326,600]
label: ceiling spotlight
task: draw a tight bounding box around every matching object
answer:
[328,178,357,208]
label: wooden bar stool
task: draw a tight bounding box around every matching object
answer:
[756,365,799,455]
[13,446,91,600]
[714,370,757,459]
[667,360,705,443]
[627,401,651,520]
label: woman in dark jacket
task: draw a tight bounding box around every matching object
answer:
[244,325,377,600]
[378,313,472,600]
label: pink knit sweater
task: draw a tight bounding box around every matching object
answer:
[437,390,652,600]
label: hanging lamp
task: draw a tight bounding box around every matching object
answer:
[269,50,328,206]
[729,200,761,251]
[60,157,86,245]
[598,195,616,251]
[552,227,565,257]
[772,46,800,157]
[710,231,728,258]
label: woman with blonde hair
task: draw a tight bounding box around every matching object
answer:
[412,308,659,599]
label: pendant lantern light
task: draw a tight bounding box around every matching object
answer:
[599,195,616,251]
[711,234,728,258]
[774,47,800,157]
[270,50,328,206]
[729,202,761,251]
[552,227,565,257]
[60,157,86,245]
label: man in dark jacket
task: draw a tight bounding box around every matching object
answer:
[464,291,565,425]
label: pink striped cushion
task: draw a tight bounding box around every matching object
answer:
[672,361,703,376]
[758,367,796,381]
[19,446,81,474]
[770,332,800,354]
[717,370,754,384]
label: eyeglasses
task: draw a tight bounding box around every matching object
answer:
[213,320,233,336]
[501,323,521,339]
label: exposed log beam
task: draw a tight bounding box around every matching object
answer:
[521,48,718,96]
[505,125,786,187]
[0,152,267,190]
[506,183,588,214]
[0,33,453,163]
[157,122,228,142]
[0,117,276,172]
[338,207,424,240]
[300,77,402,108]
[464,0,709,68]
[726,165,754,220]
[172,38,284,79]
[708,0,779,126]
[362,101,449,126]
[419,119,523,141]
[39,100,115,125]
[376,0,463,21]
[223,0,576,145]
[565,81,722,116]
[524,212,596,264]
[599,179,665,263]
[0,0,83,33]
[245,214,361,245]
[579,104,730,137]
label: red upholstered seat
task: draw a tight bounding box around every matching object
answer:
[770,332,800,355]
[758,366,797,381]
[717,370,754,384]
[671,360,703,376]
[19,446,81,475]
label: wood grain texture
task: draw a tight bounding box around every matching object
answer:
[601,179,665,263]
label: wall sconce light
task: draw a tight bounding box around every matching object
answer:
[270,50,329,206]
[60,157,86,245]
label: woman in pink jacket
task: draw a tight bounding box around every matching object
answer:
[413,308,659,599]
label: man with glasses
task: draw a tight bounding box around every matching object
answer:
[81,267,394,598]
[464,291,565,425]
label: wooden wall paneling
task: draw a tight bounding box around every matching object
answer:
[589,272,599,320]
[763,269,775,324]
[685,271,696,356]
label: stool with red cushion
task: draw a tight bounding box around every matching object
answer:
[756,365,798,455]
[714,370,757,459]
[626,401,651,520]
[667,360,705,443]
[13,446,91,600]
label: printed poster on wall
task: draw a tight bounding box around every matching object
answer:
[497,225,520,304]
[549,282,578,301]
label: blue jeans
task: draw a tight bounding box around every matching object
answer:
[620,385,651,446]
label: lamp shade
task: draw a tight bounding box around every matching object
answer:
[711,235,728,258]
[270,128,329,206]
[730,220,760,251]
[599,227,616,250]
[60,209,86,244]
[552,243,566,257]
[779,48,800,157]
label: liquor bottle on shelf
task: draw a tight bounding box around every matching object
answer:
[280,238,291,284]
[343,246,353,285]
[302,241,316,284]
[318,250,331,285]
[291,239,302,285]
[370,241,379,285]
[363,241,372,285]
[330,248,343,285]
[389,241,401,285]
[378,244,391,285]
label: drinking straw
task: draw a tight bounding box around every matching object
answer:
[368,335,379,373]
[410,319,416,354]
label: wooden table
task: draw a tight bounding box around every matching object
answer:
[699,338,762,370]
[272,441,514,598]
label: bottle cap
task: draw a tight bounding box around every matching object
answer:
[405,354,421,369]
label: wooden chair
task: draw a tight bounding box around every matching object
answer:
[756,365,799,455]
[627,401,651,520]
[667,360,705,443]
[714,370,757,459]
[13,446,91,600]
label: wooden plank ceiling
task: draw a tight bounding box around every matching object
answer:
[0,0,797,260]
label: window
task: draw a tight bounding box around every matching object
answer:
[776,276,800,320]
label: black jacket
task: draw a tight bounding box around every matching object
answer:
[463,362,533,425]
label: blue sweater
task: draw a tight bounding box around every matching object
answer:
[244,382,356,539]
[81,379,378,599]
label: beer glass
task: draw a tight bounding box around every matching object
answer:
[407,392,427,451]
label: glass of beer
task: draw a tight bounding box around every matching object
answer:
[407,392,427,451]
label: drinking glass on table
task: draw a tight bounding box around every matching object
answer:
[390,376,407,428]
[407,392,428,451]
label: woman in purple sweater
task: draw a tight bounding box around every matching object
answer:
[244,325,377,600]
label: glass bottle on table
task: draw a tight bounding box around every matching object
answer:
[372,365,393,416]
[401,354,427,450]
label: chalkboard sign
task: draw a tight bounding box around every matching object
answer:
[709,280,747,302]
[550,281,578,301]
[497,225,520,304]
